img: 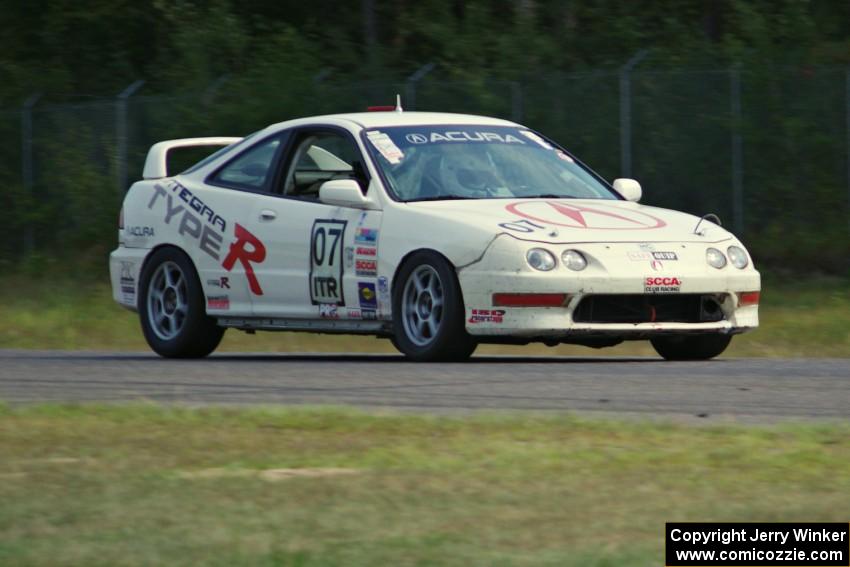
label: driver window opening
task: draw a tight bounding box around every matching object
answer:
[282,131,368,199]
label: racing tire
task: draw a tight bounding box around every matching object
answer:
[391,251,477,362]
[138,247,224,358]
[650,334,732,361]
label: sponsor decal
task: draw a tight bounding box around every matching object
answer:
[354,228,378,244]
[366,131,404,164]
[319,304,339,319]
[555,149,574,162]
[377,276,391,314]
[404,131,525,145]
[377,276,390,296]
[629,249,676,262]
[206,277,231,289]
[355,246,376,257]
[358,282,377,310]
[650,259,664,271]
[638,243,655,251]
[127,226,155,238]
[119,261,135,303]
[645,276,682,293]
[506,201,666,230]
[355,259,377,277]
[310,219,347,305]
[468,308,505,324]
[148,182,266,295]
[518,130,553,149]
[206,295,230,310]
[347,308,376,320]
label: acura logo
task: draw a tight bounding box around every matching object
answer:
[505,201,666,230]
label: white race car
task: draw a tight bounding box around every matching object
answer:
[110,107,760,361]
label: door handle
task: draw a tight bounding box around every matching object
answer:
[259,209,277,221]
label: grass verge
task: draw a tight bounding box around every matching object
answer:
[0,404,848,566]
[1,273,848,356]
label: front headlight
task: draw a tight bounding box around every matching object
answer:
[526,248,556,271]
[561,249,587,271]
[727,245,749,269]
[706,247,727,269]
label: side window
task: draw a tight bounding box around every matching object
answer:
[211,135,281,191]
[282,131,368,199]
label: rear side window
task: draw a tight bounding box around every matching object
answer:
[211,136,282,191]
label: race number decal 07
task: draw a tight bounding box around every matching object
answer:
[310,219,347,305]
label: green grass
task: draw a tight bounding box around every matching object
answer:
[1,273,849,356]
[0,404,848,566]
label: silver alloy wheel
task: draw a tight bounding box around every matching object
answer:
[401,265,444,346]
[146,261,189,341]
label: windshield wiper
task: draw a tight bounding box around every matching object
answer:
[523,193,579,199]
[405,195,479,202]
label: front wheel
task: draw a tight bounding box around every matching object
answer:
[391,251,477,362]
[650,334,732,361]
[138,247,224,358]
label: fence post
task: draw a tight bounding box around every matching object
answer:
[21,93,41,253]
[405,62,436,111]
[203,74,230,105]
[511,81,523,122]
[619,50,649,178]
[115,80,145,196]
[730,66,744,235]
[846,67,850,233]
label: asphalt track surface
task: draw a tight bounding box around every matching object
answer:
[1,350,849,422]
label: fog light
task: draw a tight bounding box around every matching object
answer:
[738,291,760,306]
[493,293,570,307]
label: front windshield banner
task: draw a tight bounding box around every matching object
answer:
[362,125,618,202]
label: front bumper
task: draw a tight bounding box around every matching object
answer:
[457,235,760,338]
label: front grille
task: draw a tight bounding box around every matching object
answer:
[572,294,726,324]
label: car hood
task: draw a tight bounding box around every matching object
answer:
[404,198,734,244]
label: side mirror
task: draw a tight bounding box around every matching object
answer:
[613,178,642,202]
[319,178,374,209]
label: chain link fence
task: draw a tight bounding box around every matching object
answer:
[2,67,849,272]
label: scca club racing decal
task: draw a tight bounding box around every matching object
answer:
[311,219,347,305]
[644,277,682,293]
[503,201,666,230]
[148,182,267,295]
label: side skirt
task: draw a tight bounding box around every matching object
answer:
[216,317,391,335]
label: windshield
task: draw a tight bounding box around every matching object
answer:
[362,125,618,202]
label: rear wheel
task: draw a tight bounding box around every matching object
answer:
[391,251,477,362]
[139,247,224,358]
[650,334,731,361]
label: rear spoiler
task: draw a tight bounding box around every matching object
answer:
[142,137,242,179]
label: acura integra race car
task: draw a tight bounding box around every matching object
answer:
[110,106,760,361]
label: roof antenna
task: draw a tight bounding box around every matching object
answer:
[395,94,403,112]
